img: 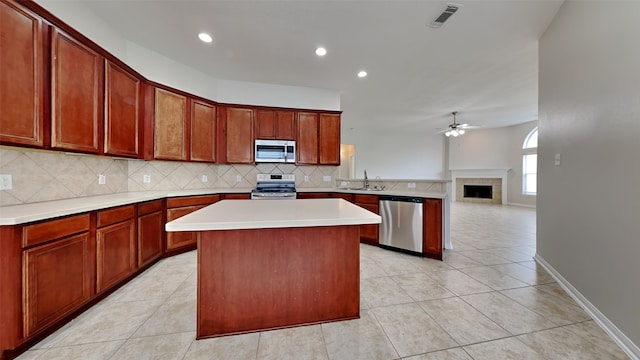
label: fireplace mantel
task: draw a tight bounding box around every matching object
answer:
[450,169,510,204]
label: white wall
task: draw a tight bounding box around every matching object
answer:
[448,122,537,207]
[538,0,640,354]
[342,129,445,179]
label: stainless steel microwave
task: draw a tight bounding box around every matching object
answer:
[255,140,296,163]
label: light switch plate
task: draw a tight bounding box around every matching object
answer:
[0,174,12,190]
[143,175,151,183]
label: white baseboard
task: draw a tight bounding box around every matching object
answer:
[506,202,536,208]
[535,254,640,360]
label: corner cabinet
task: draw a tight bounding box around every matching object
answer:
[354,194,379,245]
[154,88,188,161]
[51,28,104,154]
[0,0,45,147]
[104,61,142,158]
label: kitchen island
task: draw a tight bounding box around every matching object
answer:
[165,198,381,338]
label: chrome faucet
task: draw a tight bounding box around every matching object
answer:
[364,169,369,190]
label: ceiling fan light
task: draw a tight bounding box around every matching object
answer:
[445,131,451,137]
[451,130,459,137]
[458,129,465,135]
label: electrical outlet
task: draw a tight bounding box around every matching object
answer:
[98,174,106,185]
[201,175,208,182]
[340,181,348,186]
[304,175,309,182]
[0,174,13,190]
[143,175,151,183]
[407,182,416,189]
[236,175,242,183]
[323,176,331,182]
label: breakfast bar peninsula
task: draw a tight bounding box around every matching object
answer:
[165,198,381,338]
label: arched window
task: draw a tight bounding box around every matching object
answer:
[522,127,538,195]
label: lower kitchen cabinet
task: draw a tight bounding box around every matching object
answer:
[296,192,330,199]
[354,194,379,245]
[21,214,94,338]
[137,200,164,268]
[96,205,136,293]
[166,195,219,251]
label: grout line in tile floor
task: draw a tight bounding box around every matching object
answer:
[16,202,630,360]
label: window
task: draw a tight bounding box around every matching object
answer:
[522,127,538,195]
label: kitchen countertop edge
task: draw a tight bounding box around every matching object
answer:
[1,188,446,226]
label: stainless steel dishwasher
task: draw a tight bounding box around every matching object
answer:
[379,195,423,254]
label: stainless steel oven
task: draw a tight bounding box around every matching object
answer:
[255,140,296,163]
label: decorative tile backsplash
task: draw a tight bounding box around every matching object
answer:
[0,147,337,206]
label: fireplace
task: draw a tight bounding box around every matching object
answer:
[464,185,492,199]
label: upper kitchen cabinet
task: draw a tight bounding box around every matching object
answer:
[190,99,216,163]
[221,106,254,164]
[0,0,45,148]
[319,113,340,165]
[154,87,188,161]
[296,111,341,165]
[51,28,104,154]
[255,109,295,140]
[104,61,142,158]
[296,112,318,165]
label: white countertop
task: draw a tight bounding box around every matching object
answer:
[165,198,381,231]
[0,188,445,226]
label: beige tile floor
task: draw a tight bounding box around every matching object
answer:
[17,202,630,359]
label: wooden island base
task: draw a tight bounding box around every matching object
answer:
[197,225,360,338]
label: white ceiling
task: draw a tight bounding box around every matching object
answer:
[79,0,563,133]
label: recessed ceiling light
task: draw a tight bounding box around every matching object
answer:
[315,47,327,56]
[198,32,213,43]
[357,71,367,78]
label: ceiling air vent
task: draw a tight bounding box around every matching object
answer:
[430,4,459,28]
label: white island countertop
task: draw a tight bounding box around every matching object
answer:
[165,198,381,232]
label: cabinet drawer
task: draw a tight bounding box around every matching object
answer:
[138,199,164,216]
[167,195,219,208]
[22,214,90,248]
[97,205,135,227]
[353,194,379,204]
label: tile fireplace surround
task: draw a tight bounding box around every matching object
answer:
[450,169,509,205]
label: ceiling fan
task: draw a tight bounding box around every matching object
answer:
[438,111,479,137]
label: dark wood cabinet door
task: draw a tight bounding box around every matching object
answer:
[275,111,295,140]
[23,232,93,337]
[319,113,340,165]
[296,112,318,164]
[166,204,206,251]
[51,28,103,153]
[96,219,136,293]
[255,110,295,140]
[222,193,251,200]
[225,107,254,163]
[104,61,140,158]
[190,100,216,162]
[138,210,163,268]
[423,198,443,260]
[0,0,44,147]
[255,109,275,139]
[154,88,188,160]
[296,192,330,199]
[357,202,379,245]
